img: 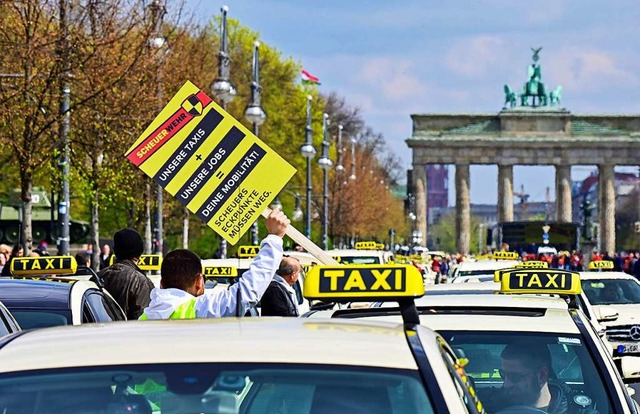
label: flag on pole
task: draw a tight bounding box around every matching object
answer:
[301,70,321,85]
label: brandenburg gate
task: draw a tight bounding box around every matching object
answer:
[406,49,640,255]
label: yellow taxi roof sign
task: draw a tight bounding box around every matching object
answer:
[303,264,425,301]
[355,241,377,250]
[238,245,260,258]
[588,260,614,270]
[516,261,549,269]
[138,254,163,271]
[202,266,238,277]
[375,243,385,250]
[493,251,519,260]
[499,269,581,295]
[10,256,78,276]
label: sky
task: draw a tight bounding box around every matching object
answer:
[182,0,640,204]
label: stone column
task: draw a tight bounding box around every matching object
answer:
[455,164,471,254]
[598,164,615,255]
[555,165,572,222]
[412,164,427,247]
[498,164,514,222]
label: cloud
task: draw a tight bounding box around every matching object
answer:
[546,49,640,93]
[443,35,508,79]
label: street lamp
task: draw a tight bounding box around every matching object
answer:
[335,124,344,173]
[318,113,333,250]
[245,41,266,245]
[300,95,315,238]
[211,4,236,258]
[348,135,357,181]
[292,194,304,222]
[148,0,167,255]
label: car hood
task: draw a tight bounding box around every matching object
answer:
[599,304,640,326]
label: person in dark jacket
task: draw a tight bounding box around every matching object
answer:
[260,256,301,316]
[97,228,154,320]
[1,244,24,276]
[481,344,598,414]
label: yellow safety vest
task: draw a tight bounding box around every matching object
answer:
[139,299,197,320]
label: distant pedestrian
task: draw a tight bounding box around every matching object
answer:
[261,256,301,317]
[1,244,24,276]
[99,244,114,270]
[97,228,154,320]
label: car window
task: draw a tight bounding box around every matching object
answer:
[437,338,484,414]
[0,314,10,337]
[84,292,119,323]
[581,279,640,305]
[440,332,612,414]
[0,363,435,414]
[10,310,71,329]
[338,256,381,264]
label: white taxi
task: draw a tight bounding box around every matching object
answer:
[451,252,520,283]
[0,264,487,414]
[580,261,640,354]
[307,268,640,413]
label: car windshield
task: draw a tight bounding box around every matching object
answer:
[581,278,640,305]
[0,363,434,414]
[338,256,381,264]
[9,310,71,329]
[456,269,496,277]
[439,331,613,414]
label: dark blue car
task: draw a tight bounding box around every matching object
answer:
[0,278,126,329]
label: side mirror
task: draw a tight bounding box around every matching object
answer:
[594,305,619,322]
[620,356,640,381]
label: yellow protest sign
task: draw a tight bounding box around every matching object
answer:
[125,81,296,244]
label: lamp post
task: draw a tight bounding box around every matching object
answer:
[211,5,236,258]
[300,95,316,238]
[148,0,167,255]
[335,124,344,173]
[318,113,333,250]
[349,135,357,181]
[245,41,266,246]
[57,0,71,255]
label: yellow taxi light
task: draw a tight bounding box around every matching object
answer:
[138,254,162,271]
[303,264,425,301]
[475,254,493,260]
[355,241,377,250]
[499,269,581,295]
[588,260,614,270]
[202,266,238,277]
[10,256,78,276]
[238,245,260,258]
[516,261,549,269]
[375,243,385,250]
[493,251,519,260]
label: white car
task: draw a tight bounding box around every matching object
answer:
[0,264,489,414]
[307,269,640,413]
[450,259,520,283]
[580,271,640,353]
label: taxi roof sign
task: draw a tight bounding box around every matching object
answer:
[303,264,425,301]
[499,269,581,295]
[238,245,260,258]
[11,256,78,276]
[588,260,614,270]
[138,254,162,271]
[516,261,549,269]
[493,251,519,260]
[355,241,377,250]
[108,254,162,270]
[202,266,238,277]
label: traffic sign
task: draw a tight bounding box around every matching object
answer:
[125,81,296,244]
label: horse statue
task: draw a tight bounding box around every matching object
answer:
[503,85,517,108]
[549,85,563,106]
[521,62,547,106]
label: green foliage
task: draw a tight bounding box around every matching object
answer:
[431,211,484,253]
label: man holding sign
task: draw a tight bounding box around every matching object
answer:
[139,209,289,320]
